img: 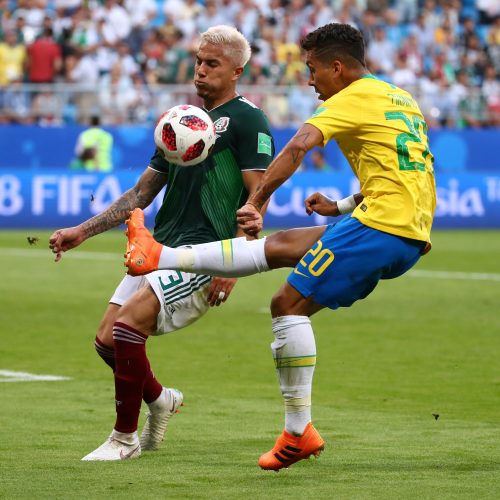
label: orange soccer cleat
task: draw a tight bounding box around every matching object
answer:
[124,208,162,276]
[258,422,325,471]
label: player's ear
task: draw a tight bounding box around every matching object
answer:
[331,59,343,77]
[233,66,244,80]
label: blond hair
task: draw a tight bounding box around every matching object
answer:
[199,25,252,67]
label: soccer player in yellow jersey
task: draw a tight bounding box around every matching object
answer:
[124,23,436,470]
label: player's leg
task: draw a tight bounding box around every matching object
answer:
[258,284,325,471]
[94,278,166,404]
[137,269,212,451]
[82,286,163,461]
[125,207,327,276]
[259,217,427,470]
[94,303,120,370]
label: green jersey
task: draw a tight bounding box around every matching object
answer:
[149,96,275,247]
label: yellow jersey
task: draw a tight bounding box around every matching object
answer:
[305,75,436,247]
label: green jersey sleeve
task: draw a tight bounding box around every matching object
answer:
[234,105,275,170]
[149,148,170,173]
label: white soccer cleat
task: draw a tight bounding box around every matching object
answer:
[140,387,184,451]
[81,431,141,461]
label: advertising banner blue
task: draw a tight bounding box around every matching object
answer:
[0,126,499,173]
[0,170,499,229]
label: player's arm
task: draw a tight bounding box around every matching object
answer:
[305,192,364,216]
[207,169,267,307]
[49,167,168,261]
[237,123,323,236]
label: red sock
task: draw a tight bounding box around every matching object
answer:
[95,336,115,371]
[143,368,163,404]
[112,322,151,433]
[95,334,162,403]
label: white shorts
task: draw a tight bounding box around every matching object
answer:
[110,270,212,336]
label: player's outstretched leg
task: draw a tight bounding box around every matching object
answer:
[125,208,269,278]
[140,387,184,451]
[258,422,325,471]
[125,208,163,275]
[81,430,141,461]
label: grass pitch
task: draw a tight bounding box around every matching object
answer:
[0,229,499,499]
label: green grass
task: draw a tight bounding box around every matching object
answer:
[0,229,499,499]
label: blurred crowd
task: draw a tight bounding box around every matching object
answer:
[0,0,499,128]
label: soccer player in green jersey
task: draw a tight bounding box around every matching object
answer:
[124,23,436,470]
[49,26,275,461]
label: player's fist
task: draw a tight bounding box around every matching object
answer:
[237,203,262,237]
[304,192,339,217]
[49,226,86,262]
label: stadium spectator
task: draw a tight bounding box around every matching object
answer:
[391,53,419,89]
[98,61,138,123]
[124,22,435,473]
[70,115,114,171]
[394,0,418,24]
[482,63,500,124]
[155,26,190,84]
[287,71,318,126]
[196,0,226,34]
[458,71,488,127]
[93,0,131,42]
[31,90,63,125]
[125,0,157,55]
[367,24,397,74]
[0,80,33,123]
[408,12,435,51]
[49,25,275,462]
[0,0,497,128]
[0,30,26,85]
[383,9,405,48]
[54,0,82,17]
[12,0,46,44]
[477,0,499,25]
[26,26,62,83]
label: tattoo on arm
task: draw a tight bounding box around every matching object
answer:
[81,170,167,238]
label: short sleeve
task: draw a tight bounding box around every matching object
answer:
[148,148,170,173]
[305,94,358,146]
[234,108,275,170]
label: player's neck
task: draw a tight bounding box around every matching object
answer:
[203,90,239,111]
[342,68,371,89]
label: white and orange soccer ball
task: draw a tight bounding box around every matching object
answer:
[154,104,216,166]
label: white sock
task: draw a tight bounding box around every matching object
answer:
[111,429,138,445]
[271,315,316,436]
[158,236,269,277]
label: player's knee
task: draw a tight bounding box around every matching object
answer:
[265,231,296,268]
[97,306,120,346]
[115,288,159,334]
[270,289,289,317]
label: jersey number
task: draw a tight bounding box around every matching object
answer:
[159,271,183,291]
[384,111,431,172]
[298,240,334,277]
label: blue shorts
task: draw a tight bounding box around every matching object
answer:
[287,216,425,310]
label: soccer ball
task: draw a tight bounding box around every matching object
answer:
[154,104,216,166]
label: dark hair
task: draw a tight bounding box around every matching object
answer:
[300,23,366,67]
[90,115,100,126]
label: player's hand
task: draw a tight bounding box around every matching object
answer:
[304,192,339,217]
[207,276,237,307]
[48,227,86,262]
[237,203,262,237]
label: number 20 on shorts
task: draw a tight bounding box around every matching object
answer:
[298,240,335,277]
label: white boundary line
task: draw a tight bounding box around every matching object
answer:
[1,248,500,282]
[0,248,117,260]
[0,369,72,383]
[408,269,500,282]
